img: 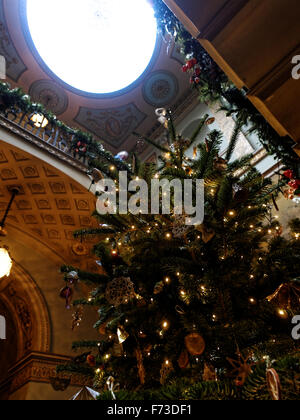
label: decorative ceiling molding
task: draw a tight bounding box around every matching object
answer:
[0,140,98,267]
[29,79,69,116]
[0,1,27,82]
[0,351,92,396]
[75,103,147,148]
[142,70,179,107]
[170,43,186,65]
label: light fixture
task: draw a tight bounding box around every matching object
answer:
[30,113,49,128]
[0,187,20,279]
[0,247,12,279]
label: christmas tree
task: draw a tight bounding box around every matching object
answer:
[58,112,300,400]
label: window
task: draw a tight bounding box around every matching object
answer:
[26,0,157,94]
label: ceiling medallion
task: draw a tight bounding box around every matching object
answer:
[143,71,179,107]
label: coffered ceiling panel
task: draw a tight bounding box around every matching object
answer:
[0,140,98,269]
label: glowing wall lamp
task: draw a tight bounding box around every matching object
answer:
[0,187,20,279]
[30,113,49,128]
[0,247,12,279]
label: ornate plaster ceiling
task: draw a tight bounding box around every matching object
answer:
[0,0,191,158]
[0,140,98,269]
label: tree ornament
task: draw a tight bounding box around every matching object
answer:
[86,354,96,367]
[155,108,168,127]
[98,318,112,336]
[73,352,92,365]
[178,349,189,369]
[196,224,215,243]
[136,138,145,153]
[117,326,129,344]
[154,281,164,295]
[106,376,117,400]
[87,168,103,187]
[266,279,300,311]
[160,360,174,385]
[205,117,215,125]
[115,151,129,161]
[50,375,71,392]
[70,386,100,401]
[283,169,294,179]
[214,156,228,171]
[267,368,282,401]
[59,286,73,309]
[185,333,206,356]
[172,215,191,239]
[135,347,146,385]
[203,363,217,382]
[112,342,124,357]
[227,353,254,387]
[72,305,83,330]
[105,277,135,307]
[233,184,249,202]
[66,270,79,285]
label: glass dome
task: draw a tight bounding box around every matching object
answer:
[26,0,158,95]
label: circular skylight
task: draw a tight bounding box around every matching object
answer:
[26,0,157,94]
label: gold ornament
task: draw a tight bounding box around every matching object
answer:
[205,117,215,125]
[72,305,84,331]
[154,281,164,295]
[160,360,174,385]
[185,333,206,356]
[196,224,215,243]
[117,326,129,344]
[266,279,300,310]
[214,157,228,171]
[178,349,189,369]
[105,277,135,307]
[203,363,217,382]
[135,347,146,385]
[227,352,254,387]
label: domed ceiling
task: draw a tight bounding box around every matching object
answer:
[0,0,193,159]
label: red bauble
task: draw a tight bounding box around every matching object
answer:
[194,77,201,84]
[77,142,81,147]
[182,65,188,73]
[283,170,294,179]
[187,59,196,69]
[288,179,300,190]
[194,67,201,77]
[87,355,96,367]
[81,147,87,153]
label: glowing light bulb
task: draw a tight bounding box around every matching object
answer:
[0,248,12,279]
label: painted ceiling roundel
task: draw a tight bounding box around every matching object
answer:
[143,70,179,107]
[25,0,158,96]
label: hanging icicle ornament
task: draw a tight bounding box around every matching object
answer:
[72,305,84,330]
